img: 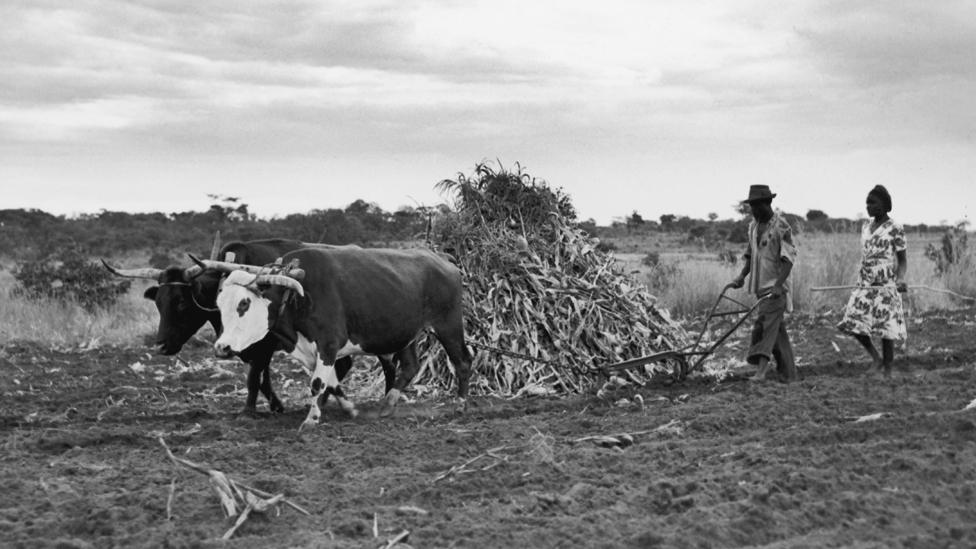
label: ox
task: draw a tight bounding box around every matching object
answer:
[206,246,473,429]
[103,239,397,414]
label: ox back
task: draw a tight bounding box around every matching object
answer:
[264,246,473,404]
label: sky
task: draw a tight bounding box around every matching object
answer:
[1,0,974,226]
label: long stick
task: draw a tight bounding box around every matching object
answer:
[810,285,975,301]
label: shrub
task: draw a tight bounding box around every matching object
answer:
[642,252,661,267]
[13,247,132,312]
[925,225,970,275]
[643,261,680,296]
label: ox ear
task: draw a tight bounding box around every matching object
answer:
[144,286,159,301]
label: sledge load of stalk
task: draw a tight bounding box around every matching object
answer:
[389,162,689,396]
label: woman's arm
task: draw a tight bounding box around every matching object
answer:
[895,248,908,292]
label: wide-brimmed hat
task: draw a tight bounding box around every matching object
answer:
[743,185,777,204]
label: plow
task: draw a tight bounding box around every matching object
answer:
[598,286,768,382]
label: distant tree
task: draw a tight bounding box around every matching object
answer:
[626,211,645,231]
[806,209,828,222]
[207,194,253,223]
[689,224,709,239]
[578,218,598,236]
[659,214,676,229]
[708,212,718,222]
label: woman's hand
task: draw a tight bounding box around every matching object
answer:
[896,280,908,293]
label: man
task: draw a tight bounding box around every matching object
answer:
[729,185,798,382]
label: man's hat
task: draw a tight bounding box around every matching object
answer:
[743,185,777,204]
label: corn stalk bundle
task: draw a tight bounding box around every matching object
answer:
[407,162,687,396]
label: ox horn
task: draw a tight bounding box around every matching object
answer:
[101,259,162,280]
[254,274,305,296]
[186,253,268,275]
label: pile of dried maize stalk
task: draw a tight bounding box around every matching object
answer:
[366,163,688,395]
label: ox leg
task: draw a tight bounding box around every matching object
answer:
[301,357,336,431]
[323,356,359,418]
[303,349,358,430]
[380,344,417,416]
[435,325,474,399]
[289,337,330,432]
[238,339,283,415]
[379,355,397,394]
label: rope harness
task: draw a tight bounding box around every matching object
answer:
[159,281,220,312]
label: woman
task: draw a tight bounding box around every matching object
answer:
[837,185,908,376]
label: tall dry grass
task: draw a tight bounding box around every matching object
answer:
[0,261,159,348]
[1,229,971,347]
[628,231,972,318]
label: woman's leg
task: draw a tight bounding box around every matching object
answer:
[881,338,894,374]
[852,334,882,366]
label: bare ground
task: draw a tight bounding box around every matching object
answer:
[2,307,976,548]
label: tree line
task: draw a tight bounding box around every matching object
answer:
[603,207,955,245]
[0,197,434,263]
[0,199,958,263]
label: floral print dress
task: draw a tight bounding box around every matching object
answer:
[837,219,907,340]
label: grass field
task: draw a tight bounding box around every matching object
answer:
[0,230,972,348]
[616,231,971,318]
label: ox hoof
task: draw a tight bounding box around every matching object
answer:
[345,407,360,419]
[269,400,286,414]
[298,419,319,433]
[379,390,402,418]
[452,398,468,415]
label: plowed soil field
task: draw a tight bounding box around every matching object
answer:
[2,307,976,548]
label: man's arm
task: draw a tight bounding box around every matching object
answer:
[729,255,751,289]
[770,258,793,298]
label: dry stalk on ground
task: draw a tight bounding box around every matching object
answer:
[158,437,310,539]
[571,418,684,447]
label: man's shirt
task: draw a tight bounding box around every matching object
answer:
[744,213,797,310]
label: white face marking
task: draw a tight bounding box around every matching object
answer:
[214,274,271,353]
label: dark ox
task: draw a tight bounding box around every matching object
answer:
[103,239,397,414]
[208,246,473,429]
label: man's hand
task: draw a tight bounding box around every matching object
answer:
[728,276,745,290]
[769,284,786,298]
[896,280,908,293]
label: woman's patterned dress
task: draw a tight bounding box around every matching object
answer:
[837,219,907,340]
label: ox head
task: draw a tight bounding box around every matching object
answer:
[212,268,305,358]
[102,260,223,354]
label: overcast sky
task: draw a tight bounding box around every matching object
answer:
[2,1,973,225]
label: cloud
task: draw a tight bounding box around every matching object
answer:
[1,0,972,226]
[798,0,976,85]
